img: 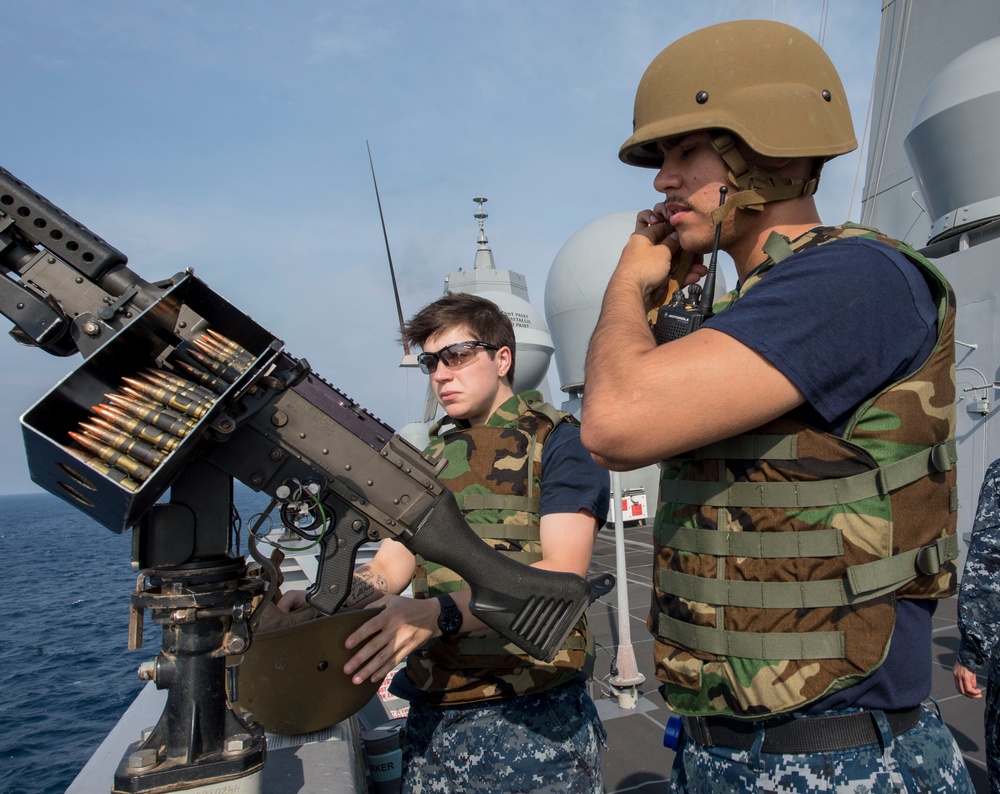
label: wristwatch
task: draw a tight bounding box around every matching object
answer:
[436,593,462,639]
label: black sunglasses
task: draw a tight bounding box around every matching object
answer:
[417,341,501,374]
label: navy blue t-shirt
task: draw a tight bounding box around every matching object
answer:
[704,234,941,712]
[540,421,611,523]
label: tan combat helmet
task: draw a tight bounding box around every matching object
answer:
[620,20,858,224]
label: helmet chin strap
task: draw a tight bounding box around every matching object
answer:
[709,133,820,225]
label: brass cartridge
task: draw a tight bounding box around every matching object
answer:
[106,392,196,435]
[66,447,141,492]
[121,377,211,419]
[198,330,255,367]
[78,420,166,468]
[141,370,217,404]
[69,431,154,482]
[187,349,243,384]
[92,404,181,452]
[173,360,228,395]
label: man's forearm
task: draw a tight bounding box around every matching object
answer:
[343,564,390,608]
[585,225,678,402]
[585,272,657,393]
[582,270,660,469]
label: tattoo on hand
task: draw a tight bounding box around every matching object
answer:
[345,567,389,606]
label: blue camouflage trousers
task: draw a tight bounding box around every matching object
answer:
[400,680,606,793]
[669,704,975,793]
[987,652,1000,792]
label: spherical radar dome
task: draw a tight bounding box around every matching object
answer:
[473,289,554,394]
[544,212,638,393]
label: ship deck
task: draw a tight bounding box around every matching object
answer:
[586,521,991,793]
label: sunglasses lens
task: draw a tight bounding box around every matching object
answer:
[416,353,437,374]
[439,343,475,367]
[418,342,492,374]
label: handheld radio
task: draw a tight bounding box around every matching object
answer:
[652,186,727,345]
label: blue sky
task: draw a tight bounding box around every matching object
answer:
[0,1,882,495]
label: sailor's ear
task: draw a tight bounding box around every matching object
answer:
[496,345,512,379]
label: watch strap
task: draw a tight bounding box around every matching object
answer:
[436,593,462,638]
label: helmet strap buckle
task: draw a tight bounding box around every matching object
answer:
[708,132,821,225]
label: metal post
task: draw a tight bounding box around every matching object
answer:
[607,470,645,708]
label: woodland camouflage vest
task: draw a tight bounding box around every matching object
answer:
[652,224,959,718]
[403,390,591,705]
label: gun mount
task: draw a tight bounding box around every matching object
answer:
[0,166,613,793]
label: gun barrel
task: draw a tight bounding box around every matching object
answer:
[0,165,127,279]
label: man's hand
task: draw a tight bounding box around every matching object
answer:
[276,589,310,612]
[953,661,983,698]
[256,589,320,631]
[621,209,707,311]
[342,594,441,685]
[618,221,678,308]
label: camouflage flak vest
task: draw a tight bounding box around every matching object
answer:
[404,390,591,705]
[652,224,959,718]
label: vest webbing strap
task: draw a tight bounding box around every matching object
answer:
[657,534,958,608]
[462,494,541,514]
[411,578,466,596]
[762,231,796,264]
[847,533,958,594]
[656,523,843,558]
[497,549,543,564]
[661,440,957,508]
[665,435,799,463]
[458,634,588,657]
[657,614,845,660]
[524,398,568,431]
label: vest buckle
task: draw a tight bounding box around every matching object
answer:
[930,441,956,473]
[915,542,943,576]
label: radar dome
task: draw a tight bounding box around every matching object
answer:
[472,289,554,393]
[544,212,638,393]
[905,35,1000,242]
[397,421,431,451]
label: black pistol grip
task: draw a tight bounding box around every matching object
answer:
[305,494,372,615]
[407,489,612,662]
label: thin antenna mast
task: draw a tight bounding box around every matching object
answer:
[367,140,409,355]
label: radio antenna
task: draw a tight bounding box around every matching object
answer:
[698,185,727,313]
[366,140,410,355]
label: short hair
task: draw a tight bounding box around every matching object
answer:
[402,292,516,385]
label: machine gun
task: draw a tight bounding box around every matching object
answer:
[0,166,613,794]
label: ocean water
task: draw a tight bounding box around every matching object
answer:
[0,487,274,794]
